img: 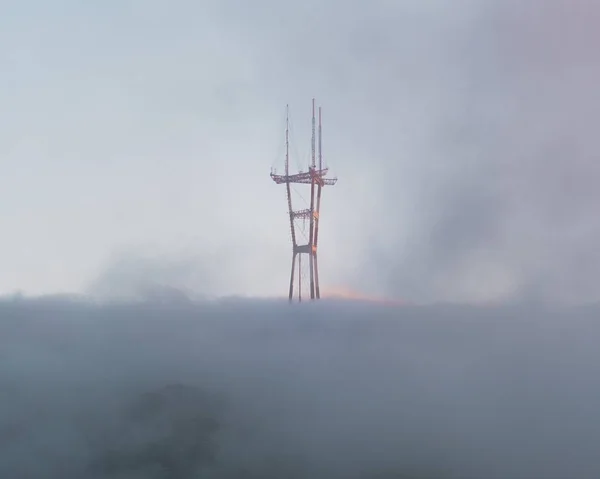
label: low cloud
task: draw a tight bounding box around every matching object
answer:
[86,249,227,302]
[0,296,599,478]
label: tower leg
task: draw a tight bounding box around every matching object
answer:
[298,253,302,302]
[313,252,320,299]
[309,249,315,300]
[288,252,296,302]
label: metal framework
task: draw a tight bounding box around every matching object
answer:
[270,99,337,302]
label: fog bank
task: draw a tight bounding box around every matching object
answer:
[1,296,599,478]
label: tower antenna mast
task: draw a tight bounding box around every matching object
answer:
[270,99,337,302]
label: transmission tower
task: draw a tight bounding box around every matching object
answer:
[270,99,337,302]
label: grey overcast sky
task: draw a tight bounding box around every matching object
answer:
[1,0,598,303]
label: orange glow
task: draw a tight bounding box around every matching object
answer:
[321,286,404,306]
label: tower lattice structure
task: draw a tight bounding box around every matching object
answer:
[270,99,337,302]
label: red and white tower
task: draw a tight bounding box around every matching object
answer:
[270,99,337,302]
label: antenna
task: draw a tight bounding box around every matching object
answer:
[318,107,322,171]
[285,104,289,176]
[311,98,316,168]
[314,105,324,298]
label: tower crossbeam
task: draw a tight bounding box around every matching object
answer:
[270,168,337,186]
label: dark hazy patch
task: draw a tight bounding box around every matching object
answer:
[363,0,600,303]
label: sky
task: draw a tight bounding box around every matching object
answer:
[0,0,599,303]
